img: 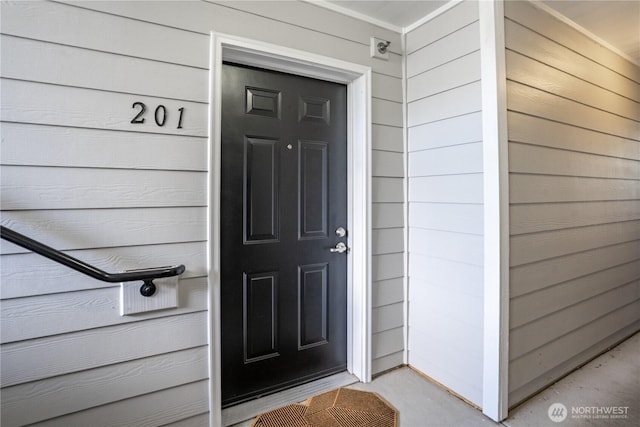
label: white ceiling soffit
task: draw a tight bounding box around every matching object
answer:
[323,0,448,30]
[319,0,639,65]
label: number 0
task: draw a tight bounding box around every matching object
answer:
[154,105,167,127]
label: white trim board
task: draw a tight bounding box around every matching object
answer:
[208,32,373,427]
[301,0,403,33]
[479,0,510,422]
[403,0,464,34]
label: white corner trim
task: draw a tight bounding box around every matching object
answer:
[301,0,403,33]
[207,31,223,427]
[529,0,639,66]
[403,0,464,34]
[400,30,409,366]
[479,0,510,422]
[208,31,373,426]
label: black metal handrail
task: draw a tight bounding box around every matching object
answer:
[1,225,185,297]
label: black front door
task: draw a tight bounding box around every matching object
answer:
[220,63,348,407]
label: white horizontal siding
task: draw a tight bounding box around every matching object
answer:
[1,242,207,299]
[0,34,209,103]
[1,79,209,137]
[59,0,402,77]
[509,305,640,405]
[1,167,207,210]
[372,228,404,255]
[510,261,640,330]
[373,278,404,307]
[1,311,209,387]
[507,111,639,161]
[406,0,484,407]
[372,124,404,152]
[409,142,483,176]
[28,380,210,427]
[407,22,480,78]
[0,1,406,424]
[505,0,640,407]
[407,50,481,103]
[504,13,640,100]
[1,208,207,254]
[372,203,405,229]
[1,278,207,343]
[409,203,483,235]
[1,347,209,426]
[506,49,638,118]
[409,174,483,204]
[507,80,639,139]
[373,151,404,178]
[510,241,640,298]
[405,0,479,55]
[510,221,640,266]
[407,81,482,127]
[410,228,483,267]
[409,111,482,152]
[1,1,210,68]
[213,0,404,56]
[1,123,208,171]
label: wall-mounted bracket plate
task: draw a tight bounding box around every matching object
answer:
[120,275,179,316]
[370,37,390,60]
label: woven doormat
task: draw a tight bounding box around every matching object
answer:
[251,387,398,427]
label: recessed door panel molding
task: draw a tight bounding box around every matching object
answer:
[298,140,328,240]
[299,95,330,124]
[243,271,279,363]
[244,136,279,244]
[246,87,281,118]
[298,263,329,350]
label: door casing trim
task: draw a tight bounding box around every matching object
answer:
[208,32,372,426]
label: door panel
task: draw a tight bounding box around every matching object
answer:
[299,140,328,239]
[243,271,278,362]
[221,63,348,407]
[244,137,279,243]
[299,263,329,349]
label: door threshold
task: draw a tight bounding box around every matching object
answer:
[221,371,359,426]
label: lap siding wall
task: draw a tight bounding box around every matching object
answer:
[405,0,485,407]
[504,0,640,407]
[0,1,404,425]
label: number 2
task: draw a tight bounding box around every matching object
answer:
[131,102,146,124]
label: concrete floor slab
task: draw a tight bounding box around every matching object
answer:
[232,332,639,426]
[348,367,498,427]
[504,332,639,427]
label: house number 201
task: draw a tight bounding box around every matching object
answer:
[131,102,184,129]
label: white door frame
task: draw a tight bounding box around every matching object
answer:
[207,32,373,426]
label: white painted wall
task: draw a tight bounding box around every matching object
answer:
[504,1,640,407]
[0,1,404,425]
[405,0,485,407]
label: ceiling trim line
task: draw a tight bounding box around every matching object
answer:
[530,0,639,66]
[403,0,464,34]
[301,0,403,33]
